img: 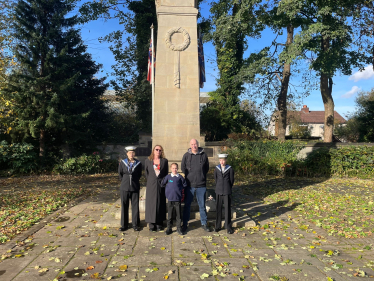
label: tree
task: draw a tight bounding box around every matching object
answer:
[80,0,157,133]
[3,0,108,159]
[202,0,263,140]
[279,0,369,142]
[356,88,374,142]
[0,0,17,136]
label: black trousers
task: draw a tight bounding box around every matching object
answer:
[215,194,231,229]
[167,201,182,228]
[120,190,140,228]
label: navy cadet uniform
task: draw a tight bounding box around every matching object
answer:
[214,160,235,233]
[118,152,142,230]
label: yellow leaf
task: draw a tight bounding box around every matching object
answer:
[119,265,128,271]
[102,226,107,230]
[161,247,166,250]
[164,276,169,279]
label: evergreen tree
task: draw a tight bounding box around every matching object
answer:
[3,0,108,159]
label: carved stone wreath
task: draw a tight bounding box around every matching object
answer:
[165,27,191,51]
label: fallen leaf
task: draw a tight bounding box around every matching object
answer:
[119,265,128,271]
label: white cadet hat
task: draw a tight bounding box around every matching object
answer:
[218,154,228,158]
[125,146,137,152]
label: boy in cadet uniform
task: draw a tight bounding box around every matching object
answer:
[161,163,187,235]
[214,154,235,234]
[118,146,142,231]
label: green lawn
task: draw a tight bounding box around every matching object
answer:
[240,177,374,238]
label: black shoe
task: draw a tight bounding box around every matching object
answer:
[133,226,140,231]
[165,228,172,235]
[177,228,184,235]
[227,228,234,234]
[182,225,187,232]
[202,225,211,232]
[156,226,164,231]
[119,227,128,231]
[214,228,220,232]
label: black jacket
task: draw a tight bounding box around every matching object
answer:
[181,147,209,188]
[214,165,234,195]
[118,159,142,192]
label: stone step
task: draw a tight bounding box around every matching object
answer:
[115,209,236,220]
[97,198,256,229]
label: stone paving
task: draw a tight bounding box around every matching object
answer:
[1,188,374,281]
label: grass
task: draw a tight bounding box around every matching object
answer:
[0,174,117,244]
[238,177,374,238]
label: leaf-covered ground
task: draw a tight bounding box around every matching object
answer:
[2,173,374,246]
[0,174,121,244]
[234,177,374,239]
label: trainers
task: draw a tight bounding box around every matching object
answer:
[202,225,211,232]
[177,228,184,235]
[165,228,172,235]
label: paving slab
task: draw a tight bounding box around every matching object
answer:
[137,265,178,281]
[212,258,260,280]
[173,236,208,258]
[110,253,172,267]
[0,255,36,281]
[134,236,172,256]
[27,246,77,268]
[102,265,139,280]
[179,265,216,281]
[255,265,347,281]
[12,266,60,281]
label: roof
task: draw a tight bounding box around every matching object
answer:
[287,107,347,124]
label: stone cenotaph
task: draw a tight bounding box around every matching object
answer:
[153,0,202,163]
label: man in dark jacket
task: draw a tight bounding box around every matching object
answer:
[118,146,142,231]
[214,154,235,234]
[181,139,210,232]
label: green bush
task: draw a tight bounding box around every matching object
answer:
[0,141,39,174]
[53,152,118,175]
[226,139,305,176]
[330,146,374,178]
[227,139,374,178]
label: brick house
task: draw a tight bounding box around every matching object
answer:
[268,105,347,140]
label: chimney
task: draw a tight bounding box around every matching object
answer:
[301,105,309,113]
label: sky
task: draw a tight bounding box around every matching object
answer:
[77,1,374,120]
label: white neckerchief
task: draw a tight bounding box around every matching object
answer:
[171,173,179,177]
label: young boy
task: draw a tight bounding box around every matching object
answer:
[161,163,187,235]
[214,154,235,234]
[118,146,142,232]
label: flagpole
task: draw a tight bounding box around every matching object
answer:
[151,24,155,136]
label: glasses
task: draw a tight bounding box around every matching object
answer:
[155,149,162,152]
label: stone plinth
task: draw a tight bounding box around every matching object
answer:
[153,0,201,162]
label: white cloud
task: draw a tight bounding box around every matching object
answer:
[349,65,374,82]
[341,86,361,99]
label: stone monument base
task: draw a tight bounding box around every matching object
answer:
[96,189,255,228]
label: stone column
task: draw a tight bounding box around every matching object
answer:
[153,0,201,164]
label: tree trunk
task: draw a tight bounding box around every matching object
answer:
[320,38,334,143]
[277,24,294,141]
[39,129,45,158]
